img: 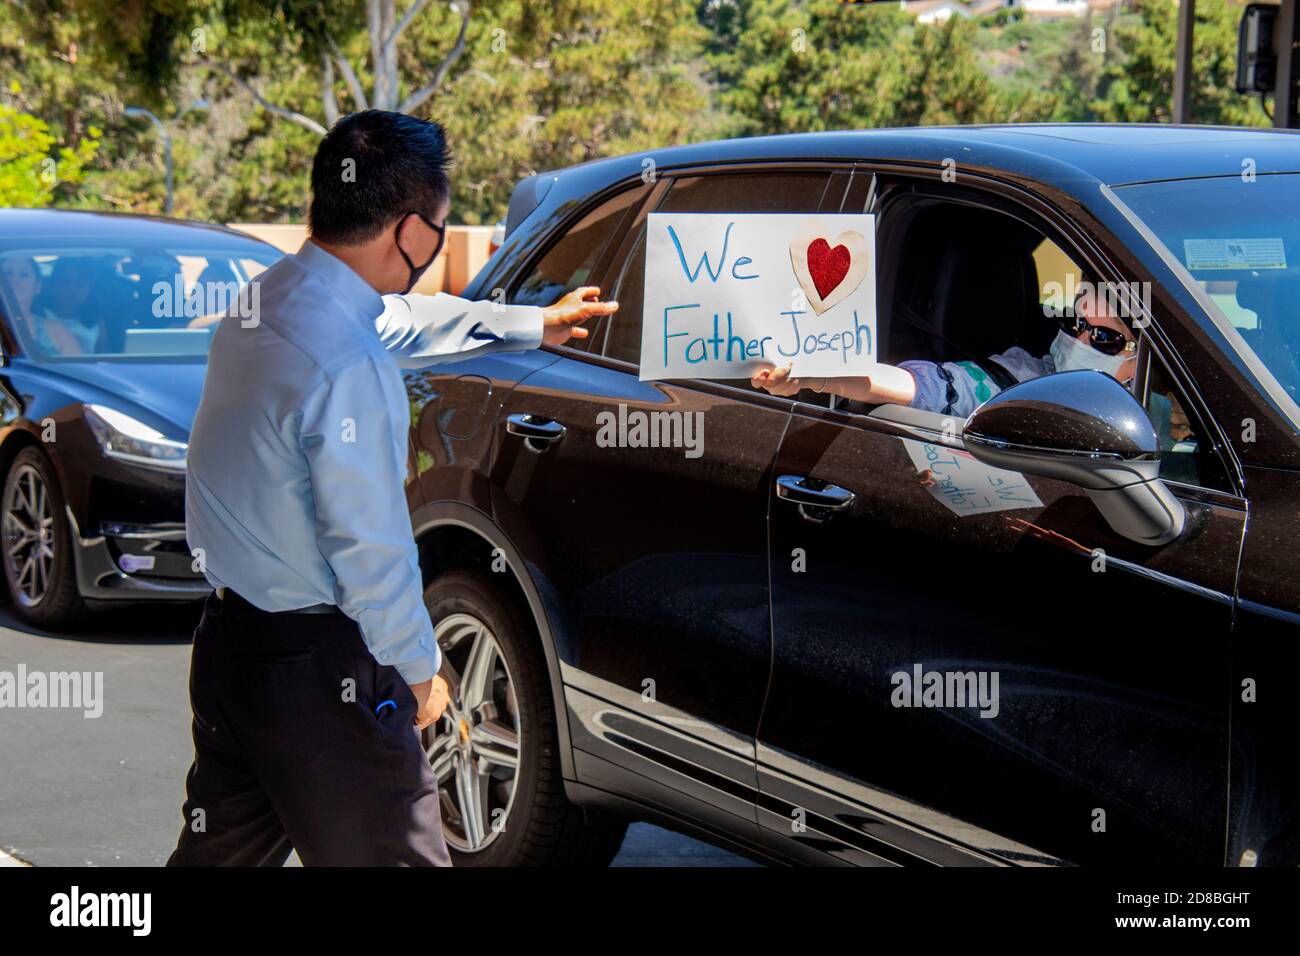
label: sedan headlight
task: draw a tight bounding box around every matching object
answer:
[83,404,188,472]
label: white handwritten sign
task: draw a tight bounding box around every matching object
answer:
[640,213,877,381]
[903,440,1043,515]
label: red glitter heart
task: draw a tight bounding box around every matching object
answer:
[806,238,851,300]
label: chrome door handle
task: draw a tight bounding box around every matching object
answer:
[506,413,565,452]
[776,474,855,522]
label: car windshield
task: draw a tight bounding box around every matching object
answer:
[1114,174,1300,406]
[0,233,281,362]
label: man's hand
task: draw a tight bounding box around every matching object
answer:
[542,285,618,346]
[409,674,450,730]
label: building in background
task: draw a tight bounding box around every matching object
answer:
[903,0,1121,21]
[902,0,973,23]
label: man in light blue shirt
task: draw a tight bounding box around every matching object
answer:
[168,110,614,866]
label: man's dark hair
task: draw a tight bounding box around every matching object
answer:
[308,110,451,246]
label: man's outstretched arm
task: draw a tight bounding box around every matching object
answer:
[377,285,617,368]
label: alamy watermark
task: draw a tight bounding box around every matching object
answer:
[0,665,103,718]
[595,403,704,459]
[890,663,999,719]
[152,275,260,326]
[49,886,150,935]
[1042,276,1152,323]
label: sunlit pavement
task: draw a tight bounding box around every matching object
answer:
[0,603,752,867]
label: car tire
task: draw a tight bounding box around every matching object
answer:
[1,446,89,629]
[423,568,628,866]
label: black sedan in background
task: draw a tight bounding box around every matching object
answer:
[400,125,1300,868]
[0,210,281,627]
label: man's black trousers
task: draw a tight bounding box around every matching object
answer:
[167,590,452,866]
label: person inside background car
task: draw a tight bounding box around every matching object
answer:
[44,258,107,352]
[0,256,97,356]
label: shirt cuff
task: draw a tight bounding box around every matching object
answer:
[899,362,940,413]
[497,303,544,350]
[392,642,442,685]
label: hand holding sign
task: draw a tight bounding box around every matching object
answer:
[640,213,877,381]
[751,358,918,405]
[751,364,807,397]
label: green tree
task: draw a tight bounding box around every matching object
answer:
[1051,15,1112,122]
[0,1,197,214]
[0,102,99,207]
[1093,0,1267,126]
[707,0,913,134]
[894,16,1057,126]
[706,0,1055,136]
[1,0,1277,225]
[31,0,710,224]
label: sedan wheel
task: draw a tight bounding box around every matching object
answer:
[3,461,56,607]
[423,612,522,854]
[0,447,88,628]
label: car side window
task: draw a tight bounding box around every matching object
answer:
[883,199,1066,374]
[602,170,841,404]
[871,187,1238,495]
[510,185,648,350]
[1142,352,1232,492]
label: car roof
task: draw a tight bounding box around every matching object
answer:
[534,124,1300,208]
[0,208,280,249]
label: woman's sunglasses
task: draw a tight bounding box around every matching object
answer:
[1057,313,1137,356]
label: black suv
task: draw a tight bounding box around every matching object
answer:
[404,125,1300,867]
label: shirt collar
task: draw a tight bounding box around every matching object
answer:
[293,238,385,323]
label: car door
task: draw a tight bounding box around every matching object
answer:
[758,179,1245,866]
[490,166,860,841]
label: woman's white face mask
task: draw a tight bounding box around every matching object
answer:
[1049,329,1132,379]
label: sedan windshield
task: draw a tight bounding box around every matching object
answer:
[0,233,281,362]
[1115,174,1300,406]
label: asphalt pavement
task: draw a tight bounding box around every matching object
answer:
[0,602,753,867]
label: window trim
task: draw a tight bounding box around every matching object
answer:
[1133,335,1237,496]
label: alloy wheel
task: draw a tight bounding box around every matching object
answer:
[2,463,55,608]
[422,612,522,853]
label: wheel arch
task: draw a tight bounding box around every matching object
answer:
[0,424,87,528]
[0,425,57,484]
[411,500,577,786]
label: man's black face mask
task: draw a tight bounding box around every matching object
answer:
[395,211,446,294]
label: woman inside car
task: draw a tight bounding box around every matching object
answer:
[753,284,1140,417]
[755,283,1194,460]
[0,256,100,356]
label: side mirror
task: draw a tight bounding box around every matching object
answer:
[1237,3,1279,95]
[962,370,1186,546]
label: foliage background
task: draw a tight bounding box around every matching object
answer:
[0,0,1270,223]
